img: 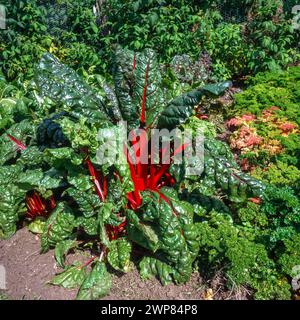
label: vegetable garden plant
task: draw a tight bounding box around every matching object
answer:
[0,46,293,300]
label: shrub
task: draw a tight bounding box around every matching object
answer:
[232,66,300,123]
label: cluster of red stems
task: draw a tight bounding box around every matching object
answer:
[6,133,57,218]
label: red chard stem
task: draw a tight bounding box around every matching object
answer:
[86,158,105,202]
[133,54,137,71]
[6,133,27,150]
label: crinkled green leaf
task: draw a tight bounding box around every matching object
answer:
[157,81,232,130]
[17,169,44,189]
[41,202,76,252]
[202,139,265,202]
[44,147,83,166]
[102,82,123,122]
[0,119,34,165]
[76,216,98,236]
[28,217,46,234]
[0,186,25,239]
[139,257,174,286]
[113,47,164,130]
[58,117,99,153]
[66,188,101,218]
[67,172,93,191]
[35,53,110,124]
[49,263,86,289]
[55,239,77,268]
[138,190,198,283]
[108,238,133,273]
[126,209,159,252]
[98,203,113,247]
[39,169,63,190]
[16,168,62,192]
[77,262,112,300]
[17,146,45,167]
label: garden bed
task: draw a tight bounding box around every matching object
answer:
[0,228,249,300]
[0,0,299,301]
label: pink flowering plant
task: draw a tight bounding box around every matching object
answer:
[226,106,299,176]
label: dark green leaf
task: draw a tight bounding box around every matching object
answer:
[77,262,112,300]
[55,239,77,268]
[35,53,110,123]
[49,264,86,289]
[108,238,133,273]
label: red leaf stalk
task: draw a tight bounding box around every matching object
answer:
[125,137,188,210]
[81,256,97,269]
[133,54,137,71]
[86,158,105,202]
[26,191,56,219]
[6,133,27,150]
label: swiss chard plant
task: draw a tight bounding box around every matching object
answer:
[0,47,265,299]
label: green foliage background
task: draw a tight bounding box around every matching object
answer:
[1,0,299,81]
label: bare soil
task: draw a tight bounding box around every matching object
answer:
[0,228,249,300]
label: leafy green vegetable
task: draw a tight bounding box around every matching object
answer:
[41,202,76,252]
[49,264,86,289]
[77,262,112,300]
[35,53,110,124]
[28,217,46,234]
[55,240,78,269]
[108,238,133,273]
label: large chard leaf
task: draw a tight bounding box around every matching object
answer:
[0,186,25,239]
[112,47,231,131]
[67,170,94,191]
[113,47,164,130]
[0,119,34,165]
[54,239,77,268]
[97,203,113,247]
[139,257,174,286]
[174,118,266,202]
[107,238,133,273]
[126,209,160,252]
[197,139,265,202]
[135,190,199,284]
[16,168,62,193]
[0,165,28,239]
[77,262,112,300]
[76,216,98,236]
[157,81,232,130]
[44,147,83,167]
[49,263,86,289]
[66,188,101,218]
[41,202,76,252]
[17,146,45,168]
[34,53,110,124]
[161,188,200,260]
